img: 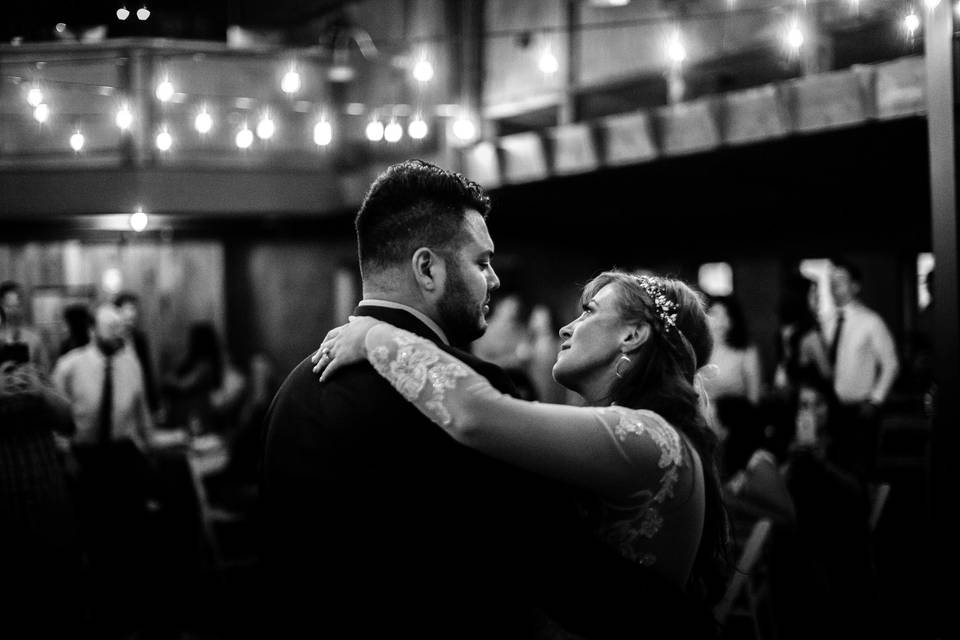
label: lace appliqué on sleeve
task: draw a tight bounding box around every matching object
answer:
[368,330,469,427]
[587,406,685,567]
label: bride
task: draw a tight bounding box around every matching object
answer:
[314,270,729,615]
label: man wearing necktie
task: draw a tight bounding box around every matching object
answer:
[52,303,154,634]
[826,259,899,478]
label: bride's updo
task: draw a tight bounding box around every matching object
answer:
[581,270,728,601]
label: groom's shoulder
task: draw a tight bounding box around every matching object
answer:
[269,351,394,418]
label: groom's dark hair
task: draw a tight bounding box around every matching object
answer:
[355,159,491,278]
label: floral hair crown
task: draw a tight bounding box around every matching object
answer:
[635,275,679,331]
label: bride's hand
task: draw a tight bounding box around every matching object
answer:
[311,316,382,383]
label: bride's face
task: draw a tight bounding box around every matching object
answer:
[553,283,630,390]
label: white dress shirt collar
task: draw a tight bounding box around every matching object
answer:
[358,299,450,345]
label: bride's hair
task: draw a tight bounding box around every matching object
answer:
[582,270,729,602]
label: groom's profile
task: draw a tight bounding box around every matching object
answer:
[259,160,684,638]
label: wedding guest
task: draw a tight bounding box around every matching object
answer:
[774,273,830,393]
[114,292,160,415]
[51,303,154,636]
[826,258,899,477]
[0,280,51,373]
[163,322,223,432]
[1,305,80,636]
[58,302,92,358]
[702,295,763,477]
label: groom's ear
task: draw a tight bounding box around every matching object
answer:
[621,323,651,354]
[412,247,445,292]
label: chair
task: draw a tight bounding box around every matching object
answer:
[868,482,891,533]
[186,443,256,572]
[715,518,774,640]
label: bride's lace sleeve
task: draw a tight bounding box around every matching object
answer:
[365,324,687,498]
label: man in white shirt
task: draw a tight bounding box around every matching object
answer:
[826,259,899,477]
[52,303,154,633]
[53,304,153,449]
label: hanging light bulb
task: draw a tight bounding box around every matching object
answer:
[155,128,172,151]
[33,103,50,123]
[384,119,403,143]
[236,125,254,149]
[117,7,130,21]
[666,29,686,65]
[452,117,477,142]
[924,0,941,10]
[408,114,428,140]
[26,87,44,107]
[256,113,276,140]
[538,47,559,74]
[115,104,133,130]
[194,108,213,134]
[904,9,921,37]
[137,6,151,21]
[281,66,301,94]
[412,57,434,82]
[785,19,804,52]
[313,119,332,146]
[365,119,384,142]
[129,206,148,232]
[69,130,85,152]
[155,77,174,102]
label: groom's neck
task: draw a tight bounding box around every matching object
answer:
[362,281,440,327]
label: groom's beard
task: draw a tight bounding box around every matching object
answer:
[437,263,486,347]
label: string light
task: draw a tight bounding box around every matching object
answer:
[26,87,43,107]
[194,107,213,134]
[69,130,85,152]
[281,66,301,94]
[235,124,254,149]
[155,77,174,102]
[365,119,384,142]
[384,119,403,143]
[313,119,332,146]
[117,7,130,21]
[903,9,920,37]
[785,18,804,52]
[666,29,687,65]
[137,6,151,21]
[924,0,941,9]
[408,114,428,140]
[256,112,276,140]
[33,103,50,123]
[538,46,559,74]
[452,116,477,142]
[129,206,148,232]
[155,128,172,151]
[412,57,434,82]
[115,104,133,130]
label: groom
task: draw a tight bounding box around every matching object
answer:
[259,160,694,638]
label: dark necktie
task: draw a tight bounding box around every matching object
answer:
[828,310,845,368]
[98,356,113,444]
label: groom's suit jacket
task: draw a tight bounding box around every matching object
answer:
[260,305,704,639]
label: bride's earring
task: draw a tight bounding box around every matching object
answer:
[615,354,632,379]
